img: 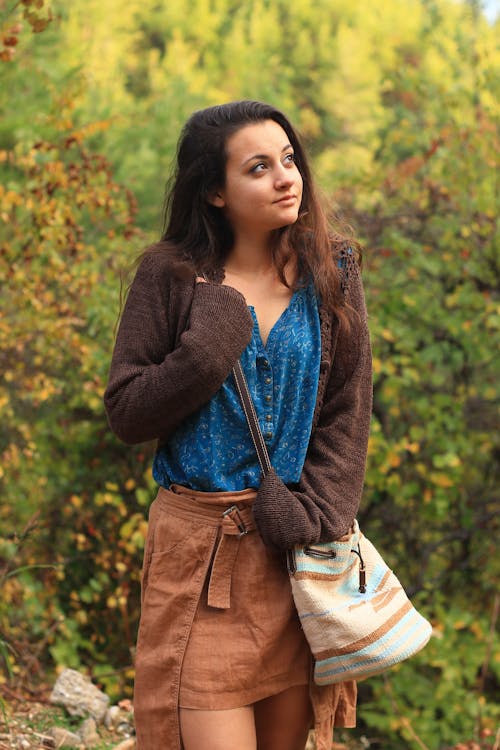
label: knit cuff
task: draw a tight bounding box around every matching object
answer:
[190,282,254,350]
[253,469,310,548]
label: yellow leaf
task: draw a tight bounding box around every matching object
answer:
[470,621,483,639]
[430,472,454,488]
[402,295,416,307]
[76,610,88,625]
[388,452,402,468]
[70,494,82,508]
[405,441,420,454]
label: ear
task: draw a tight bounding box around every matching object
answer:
[207,191,225,208]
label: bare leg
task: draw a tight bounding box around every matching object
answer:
[254,684,313,750]
[180,705,257,750]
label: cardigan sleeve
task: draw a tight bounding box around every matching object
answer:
[103,253,254,445]
[252,260,373,548]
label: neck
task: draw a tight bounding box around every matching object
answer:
[225,233,274,276]
[225,243,298,289]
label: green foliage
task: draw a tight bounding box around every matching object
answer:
[0,101,148,697]
[358,599,500,748]
[355,89,499,603]
[1,0,499,746]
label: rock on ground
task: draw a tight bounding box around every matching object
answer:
[78,717,100,746]
[48,725,84,748]
[50,668,110,723]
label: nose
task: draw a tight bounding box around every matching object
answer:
[274,164,294,189]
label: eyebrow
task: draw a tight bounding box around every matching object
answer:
[241,143,293,167]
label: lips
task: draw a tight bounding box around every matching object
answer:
[274,194,296,204]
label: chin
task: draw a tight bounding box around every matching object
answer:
[278,214,300,229]
[272,210,300,228]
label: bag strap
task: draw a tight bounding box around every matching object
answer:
[232,360,272,476]
[233,360,300,574]
[233,356,366,587]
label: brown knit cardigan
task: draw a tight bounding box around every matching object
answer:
[104,248,372,549]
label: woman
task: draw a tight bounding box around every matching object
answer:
[104,100,372,750]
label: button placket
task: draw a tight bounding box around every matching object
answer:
[259,356,274,442]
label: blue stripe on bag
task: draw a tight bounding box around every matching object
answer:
[298,561,389,619]
[315,611,430,680]
[294,551,354,575]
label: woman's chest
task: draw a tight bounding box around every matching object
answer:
[223,275,294,347]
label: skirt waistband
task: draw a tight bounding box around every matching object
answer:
[155,484,258,609]
[168,483,258,505]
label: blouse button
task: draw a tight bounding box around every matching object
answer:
[264,431,273,440]
[265,377,272,384]
[265,395,272,403]
[265,414,272,422]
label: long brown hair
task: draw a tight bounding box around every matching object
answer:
[147,100,359,322]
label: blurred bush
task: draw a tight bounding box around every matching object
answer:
[0,0,498,746]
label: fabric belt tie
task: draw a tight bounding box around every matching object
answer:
[157,486,257,610]
[207,505,256,609]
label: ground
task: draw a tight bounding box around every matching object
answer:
[0,694,362,750]
[0,693,132,750]
[1,690,497,750]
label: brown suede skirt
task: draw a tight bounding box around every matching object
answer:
[133,485,356,750]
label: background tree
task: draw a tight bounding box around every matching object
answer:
[1,1,498,747]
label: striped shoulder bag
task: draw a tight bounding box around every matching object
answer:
[232,360,432,686]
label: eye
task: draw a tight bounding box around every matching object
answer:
[283,152,296,167]
[250,162,267,173]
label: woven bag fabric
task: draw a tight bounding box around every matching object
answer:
[289,521,432,685]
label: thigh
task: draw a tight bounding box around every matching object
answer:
[254,685,313,750]
[180,706,257,750]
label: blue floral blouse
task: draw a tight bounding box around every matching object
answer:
[153,281,321,491]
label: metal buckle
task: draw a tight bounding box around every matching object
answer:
[222,505,248,537]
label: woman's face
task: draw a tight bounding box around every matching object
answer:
[210,119,303,240]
